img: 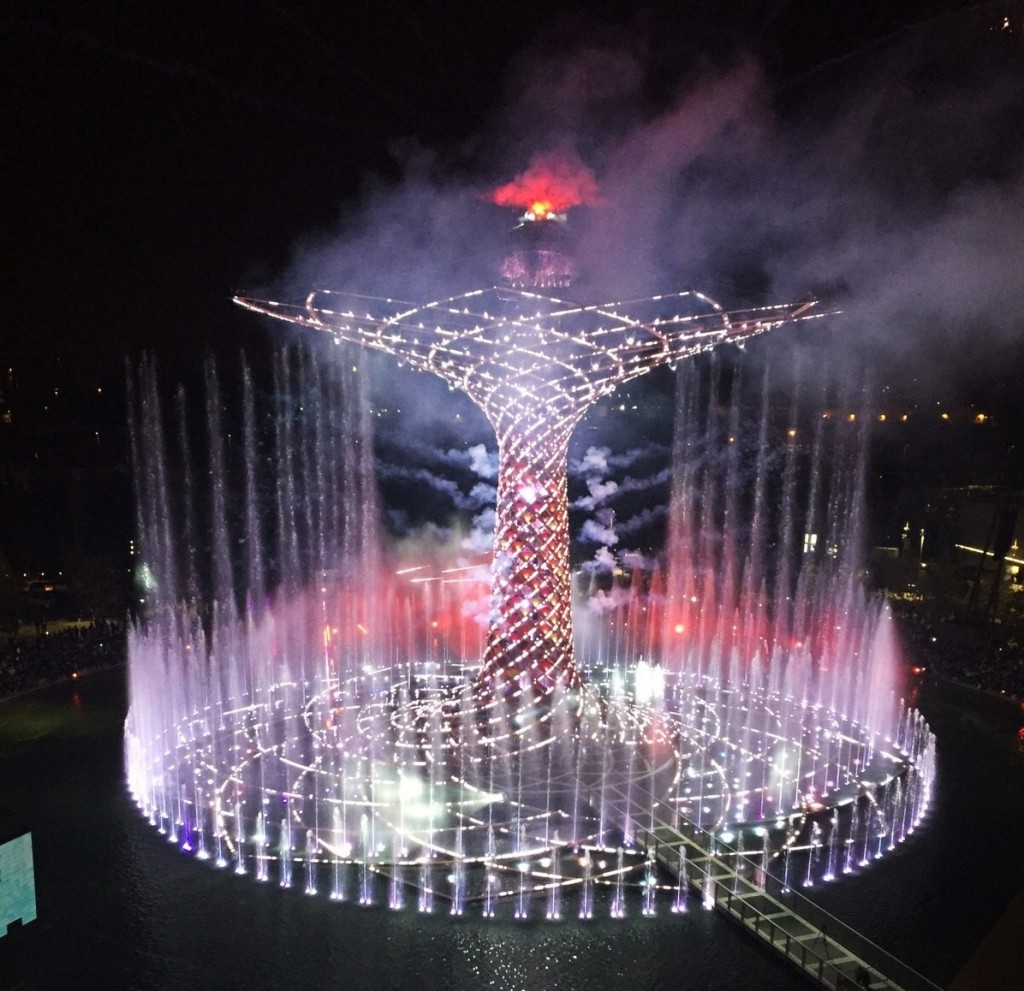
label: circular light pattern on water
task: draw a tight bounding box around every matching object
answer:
[125,658,933,917]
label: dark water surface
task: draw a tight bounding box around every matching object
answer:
[1,669,1022,991]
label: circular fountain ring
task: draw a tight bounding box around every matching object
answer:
[299,675,684,852]
[125,660,929,914]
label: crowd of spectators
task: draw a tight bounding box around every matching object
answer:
[0,620,124,699]
[896,610,1024,701]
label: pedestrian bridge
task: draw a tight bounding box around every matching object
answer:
[632,814,942,991]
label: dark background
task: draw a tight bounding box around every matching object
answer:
[2,1,1023,614]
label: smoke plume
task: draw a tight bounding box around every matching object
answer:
[278,8,1024,550]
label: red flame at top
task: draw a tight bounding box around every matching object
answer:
[491,151,601,217]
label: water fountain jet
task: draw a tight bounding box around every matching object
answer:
[124,169,935,916]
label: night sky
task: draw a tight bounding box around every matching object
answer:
[2,1,1024,576]
[3,3,1020,356]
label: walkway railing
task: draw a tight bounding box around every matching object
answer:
[632,814,943,991]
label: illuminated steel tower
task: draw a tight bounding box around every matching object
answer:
[234,167,826,706]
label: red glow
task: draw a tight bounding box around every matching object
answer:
[492,151,601,216]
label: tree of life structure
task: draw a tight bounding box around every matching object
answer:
[233,282,827,751]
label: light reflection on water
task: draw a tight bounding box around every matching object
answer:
[3,669,1024,991]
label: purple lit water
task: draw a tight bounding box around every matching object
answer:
[1,668,1021,990]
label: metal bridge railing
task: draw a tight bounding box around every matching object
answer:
[634,817,942,991]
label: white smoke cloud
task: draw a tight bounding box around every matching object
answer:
[460,593,492,630]
[377,463,472,509]
[283,13,1024,409]
[377,451,496,522]
[579,517,619,546]
[614,468,672,498]
[467,443,499,479]
[576,445,611,474]
[384,516,455,547]
[585,545,618,573]
[461,507,496,555]
[620,549,657,572]
[275,9,1024,551]
[467,481,497,508]
[606,445,671,471]
[572,443,670,515]
[574,476,619,512]
[615,505,668,536]
[588,24,1023,395]
[585,583,634,613]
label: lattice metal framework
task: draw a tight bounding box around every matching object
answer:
[234,286,826,701]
